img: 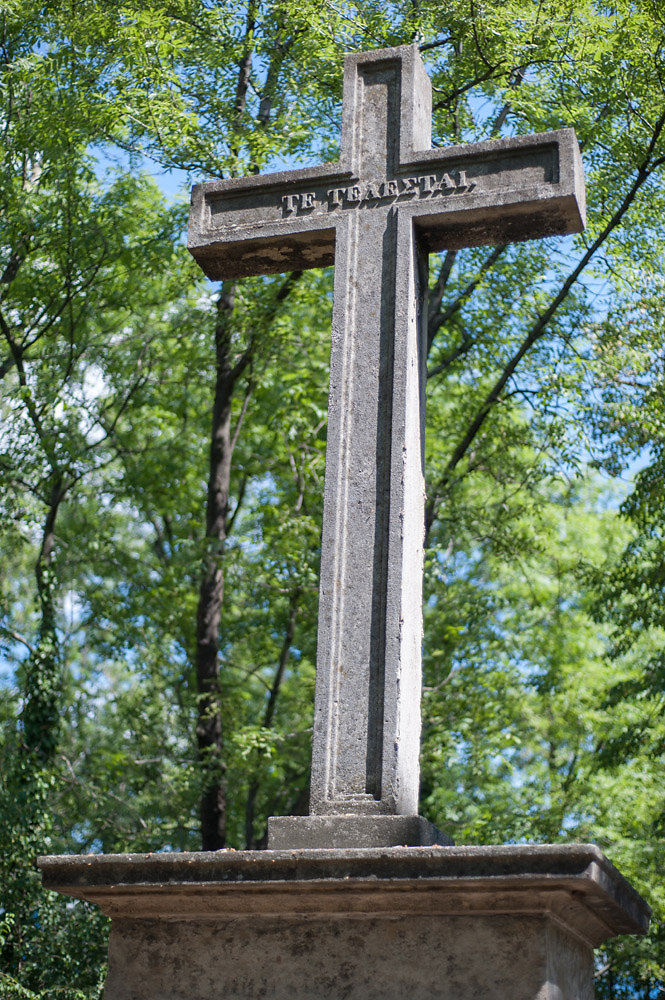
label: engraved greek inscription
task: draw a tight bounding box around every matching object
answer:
[457,169,474,191]
[327,188,346,207]
[285,170,476,216]
[400,177,419,195]
[282,193,300,214]
[282,191,317,213]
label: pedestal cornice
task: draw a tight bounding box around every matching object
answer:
[38,843,649,950]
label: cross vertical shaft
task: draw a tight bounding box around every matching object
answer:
[311,57,429,818]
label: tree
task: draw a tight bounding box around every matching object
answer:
[3,2,665,997]
[0,5,192,993]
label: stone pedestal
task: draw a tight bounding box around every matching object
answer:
[38,844,649,1000]
[267,812,451,848]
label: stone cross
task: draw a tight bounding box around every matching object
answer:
[188,44,585,849]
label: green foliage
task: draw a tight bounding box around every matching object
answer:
[2,1,665,997]
[0,747,108,999]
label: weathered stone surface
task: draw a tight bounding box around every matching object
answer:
[267,813,450,848]
[102,915,592,1000]
[188,70,586,280]
[189,45,586,848]
[38,844,649,1000]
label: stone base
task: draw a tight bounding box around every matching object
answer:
[267,812,451,848]
[38,844,650,1000]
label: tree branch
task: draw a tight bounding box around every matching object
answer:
[230,377,253,454]
[428,244,506,355]
[419,36,454,52]
[425,114,665,537]
[0,627,35,656]
[427,329,474,379]
[244,587,300,847]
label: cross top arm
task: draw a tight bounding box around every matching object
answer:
[188,45,585,281]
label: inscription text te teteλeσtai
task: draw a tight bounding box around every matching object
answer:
[281,170,475,215]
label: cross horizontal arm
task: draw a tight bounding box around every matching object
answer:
[408,128,585,249]
[188,163,352,279]
[188,130,584,281]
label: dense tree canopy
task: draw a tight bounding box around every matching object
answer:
[1,1,665,997]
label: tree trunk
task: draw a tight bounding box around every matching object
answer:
[22,477,63,765]
[195,282,241,850]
